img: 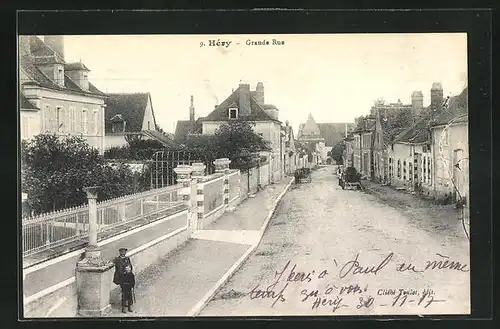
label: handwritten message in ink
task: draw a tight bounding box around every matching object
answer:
[244,252,468,313]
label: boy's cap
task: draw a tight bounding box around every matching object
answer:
[119,248,128,252]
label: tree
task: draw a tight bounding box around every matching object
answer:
[21,134,136,215]
[211,120,271,170]
[330,140,346,164]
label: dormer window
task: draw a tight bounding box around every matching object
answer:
[229,107,238,119]
[57,67,64,87]
[111,114,126,133]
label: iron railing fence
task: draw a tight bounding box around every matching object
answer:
[22,184,183,257]
[150,150,216,189]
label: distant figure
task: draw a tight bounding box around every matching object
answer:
[120,265,136,313]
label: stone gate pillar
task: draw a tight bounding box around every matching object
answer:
[173,165,195,230]
[214,158,231,207]
[76,186,114,317]
[191,162,206,230]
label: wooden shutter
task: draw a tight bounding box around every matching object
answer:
[74,108,81,134]
[43,105,51,132]
[69,107,75,133]
[82,109,88,134]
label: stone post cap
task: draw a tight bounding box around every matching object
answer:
[213,158,231,166]
[173,165,193,176]
[191,162,206,176]
[83,186,101,199]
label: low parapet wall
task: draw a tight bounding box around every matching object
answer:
[23,208,189,318]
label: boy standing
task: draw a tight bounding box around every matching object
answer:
[120,265,135,313]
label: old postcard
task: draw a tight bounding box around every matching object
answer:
[20,32,470,318]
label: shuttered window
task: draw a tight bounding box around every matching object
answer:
[82,108,88,134]
[43,104,51,132]
[93,109,99,135]
[69,107,75,133]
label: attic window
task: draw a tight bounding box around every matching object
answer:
[229,107,238,119]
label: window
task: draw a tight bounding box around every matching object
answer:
[82,109,88,134]
[397,159,401,179]
[229,107,238,119]
[93,110,99,135]
[443,129,449,146]
[43,104,51,131]
[69,107,75,132]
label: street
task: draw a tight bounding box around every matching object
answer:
[200,166,470,316]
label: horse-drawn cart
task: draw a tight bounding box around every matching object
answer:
[294,168,312,183]
[339,166,363,190]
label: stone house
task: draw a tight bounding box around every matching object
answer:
[351,116,376,177]
[387,83,446,194]
[201,82,284,182]
[431,87,468,205]
[19,35,107,153]
[104,92,180,150]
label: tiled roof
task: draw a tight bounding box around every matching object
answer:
[431,87,468,126]
[317,123,353,147]
[142,130,185,149]
[105,93,151,133]
[262,104,277,109]
[174,118,203,142]
[394,87,468,143]
[19,37,105,97]
[393,109,434,144]
[203,86,280,123]
[65,62,90,71]
[19,93,39,110]
[28,36,65,63]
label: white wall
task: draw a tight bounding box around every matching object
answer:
[20,110,41,141]
[141,95,156,131]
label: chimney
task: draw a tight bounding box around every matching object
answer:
[238,83,251,116]
[411,90,424,116]
[430,82,444,112]
[189,95,195,122]
[255,82,265,105]
[44,35,65,61]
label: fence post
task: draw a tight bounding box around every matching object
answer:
[76,186,114,317]
[214,158,231,209]
[191,162,206,230]
[173,165,194,230]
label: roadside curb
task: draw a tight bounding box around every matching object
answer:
[186,177,294,316]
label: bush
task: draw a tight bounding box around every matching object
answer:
[21,134,136,215]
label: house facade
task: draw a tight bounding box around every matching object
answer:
[201,82,284,182]
[431,87,468,205]
[19,35,107,153]
[104,92,180,150]
[387,83,446,194]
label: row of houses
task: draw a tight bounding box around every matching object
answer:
[343,83,469,208]
[19,35,181,154]
[19,35,315,183]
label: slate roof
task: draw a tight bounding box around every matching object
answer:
[431,87,468,126]
[104,93,152,133]
[65,62,90,71]
[174,118,203,142]
[394,87,468,143]
[393,109,434,144]
[19,36,105,97]
[19,93,39,110]
[142,130,185,149]
[203,86,280,123]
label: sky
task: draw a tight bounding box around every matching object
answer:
[57,33,468,135]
